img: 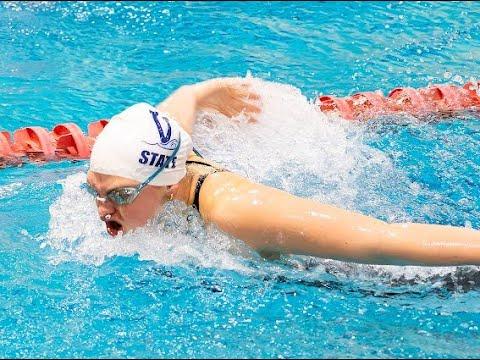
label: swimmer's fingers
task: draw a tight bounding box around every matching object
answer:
[244,101,262,114]
[197,77,262,121]
[227,93,262,114]
[233,100,262,123]
[206,99,261,122]
[240,86,261,102]
[247,92,261,101]
[230,84,262,107]
[239,98,262,116]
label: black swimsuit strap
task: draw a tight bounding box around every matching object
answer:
[192,169,227,211]
[193,174,208,211]
[185,159,216,168]
[188,146,226,211]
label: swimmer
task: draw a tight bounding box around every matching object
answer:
[85,77,480,266]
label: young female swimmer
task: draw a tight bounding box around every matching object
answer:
[86,77,480,266]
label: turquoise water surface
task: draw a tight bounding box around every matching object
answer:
[1,1,480,358]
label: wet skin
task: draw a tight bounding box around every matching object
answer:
[86,171,171,236]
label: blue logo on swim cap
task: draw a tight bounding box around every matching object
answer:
[143,110,179,150]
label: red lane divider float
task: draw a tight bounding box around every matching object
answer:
[0,131,17,168]
[316,81,480,120]
[88,119,109,139]
[419,84,470,112]
[0,131,14,156]
[52,123,91,159]
[87,119,109,149]
[0,119,109,167]
[388,87,430,114]
[349,91,388,119]
[2,80,480,168]
[13,126,56,161]
[316,95,354,120]
[463,81,480,106]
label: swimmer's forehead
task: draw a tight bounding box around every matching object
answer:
[87,170,140,192]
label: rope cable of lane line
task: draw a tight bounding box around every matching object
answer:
[1,81,479,168]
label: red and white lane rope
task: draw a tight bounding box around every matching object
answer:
[1,81,479,168]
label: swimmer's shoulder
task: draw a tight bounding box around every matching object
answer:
[196,170,248,221]
[187,154,247,217]
[198,166,271,222]
[185,151,276,221]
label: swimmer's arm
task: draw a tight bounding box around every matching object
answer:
[156,84,198,134]
[157,78,260,134]
[203,174,480,266]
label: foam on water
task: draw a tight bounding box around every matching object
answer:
[45,171,255,272]
[0,182,23,199]
[44,78,478,289]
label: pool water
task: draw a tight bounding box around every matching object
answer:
[1,1,480,358]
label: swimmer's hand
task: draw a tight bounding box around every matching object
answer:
[157,77,262,135]
[193,77,262,123]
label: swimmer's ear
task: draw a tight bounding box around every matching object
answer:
[165,184,180,201]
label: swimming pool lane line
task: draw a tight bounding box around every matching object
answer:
[1,81,479,168]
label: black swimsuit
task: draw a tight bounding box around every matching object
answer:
[186,148,227,211]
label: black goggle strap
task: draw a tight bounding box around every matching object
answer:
[136,134,182,194]
[192,146,203,158]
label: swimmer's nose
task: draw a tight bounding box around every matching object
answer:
[97,198,116,219]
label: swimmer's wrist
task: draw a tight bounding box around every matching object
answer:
[191,78,224,102]
[188,81,223,111]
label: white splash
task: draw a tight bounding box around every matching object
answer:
[0,182,23,199]
[193,77,410,219]
[45,172,255,272]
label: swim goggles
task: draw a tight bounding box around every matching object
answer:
[82,135,181,206]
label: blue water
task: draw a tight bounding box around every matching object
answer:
[1,1,480,358]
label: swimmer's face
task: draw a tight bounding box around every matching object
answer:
[86,171,172,236]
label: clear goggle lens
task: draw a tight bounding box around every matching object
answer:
[82,183,139,205]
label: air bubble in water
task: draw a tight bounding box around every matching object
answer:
[452,75,463,84]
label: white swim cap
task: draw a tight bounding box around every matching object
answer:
[89,102,193,186]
